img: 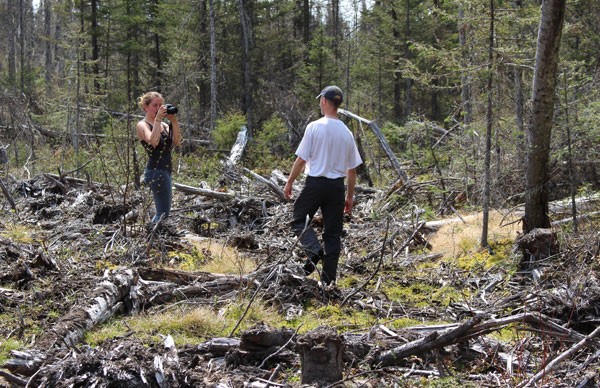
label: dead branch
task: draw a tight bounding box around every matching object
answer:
[518,324,600,388]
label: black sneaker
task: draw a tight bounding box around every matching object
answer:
[303,250,323,276]
[303,260,317,275]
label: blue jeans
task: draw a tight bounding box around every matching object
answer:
[144,169,172,223]
[291,176,345,284]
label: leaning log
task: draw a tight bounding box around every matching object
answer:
[339,109,409,184]
[243,167,287,201]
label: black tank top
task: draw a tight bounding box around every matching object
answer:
[140,122,173,172]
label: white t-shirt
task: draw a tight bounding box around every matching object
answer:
[295,116,363,179]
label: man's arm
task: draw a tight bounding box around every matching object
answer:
[283,156,307,199]
[344,168,357,213]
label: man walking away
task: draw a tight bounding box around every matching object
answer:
[283,85,363,286]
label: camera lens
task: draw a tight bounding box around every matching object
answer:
[166,104,178,114]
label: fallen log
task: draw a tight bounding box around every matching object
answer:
[173,182,235,201]
[38,269,136,350]
[375,314,484,367]
[4,269,136,377]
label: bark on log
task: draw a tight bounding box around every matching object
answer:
[296,326,344,386]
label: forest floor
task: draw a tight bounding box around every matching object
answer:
[0,171,599,387]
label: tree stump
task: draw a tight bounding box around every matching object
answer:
[296,326,344,386]
[516,228,559,270]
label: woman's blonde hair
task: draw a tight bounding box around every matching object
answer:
[138,91,164,110]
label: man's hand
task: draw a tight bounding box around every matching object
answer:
[344,196,354,214]
[283,181,293,200]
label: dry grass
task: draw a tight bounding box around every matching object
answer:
[184,234,256,275]
[427,210,522,259]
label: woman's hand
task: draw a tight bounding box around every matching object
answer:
[156,105,167,121]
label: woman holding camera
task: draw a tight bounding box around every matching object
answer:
[136,91,182,223]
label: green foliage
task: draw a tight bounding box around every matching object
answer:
[289,304,378,333]
[454,239,516,272]
[380,122,407,152]
[213,112,247,151]
[247,114,292,171]
[0,337,24,365]
[383,280,467,308]
[178,152,223,187]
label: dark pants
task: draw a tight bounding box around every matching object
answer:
[291,176,345,284]
[144,168,172,223]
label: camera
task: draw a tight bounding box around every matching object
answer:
[165,104,178,114]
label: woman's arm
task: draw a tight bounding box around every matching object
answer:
[167,115,182,147]
[136,107,167,147]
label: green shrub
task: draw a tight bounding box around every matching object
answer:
[213,112,247,151]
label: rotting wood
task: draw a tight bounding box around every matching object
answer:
[516,228,559,270]
[296,326,344,386]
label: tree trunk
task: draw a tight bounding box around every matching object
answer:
[391,5,402,121]
[44,0,53,93]
[481,0,495,248]
[523,0,566,233]
[91,0,100,93]
[238,0,253,136]
[209,0,217,132]
[458,4,472,126]
[8,0,17,91]
[151,0,162,91]
[296,326,344,386]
